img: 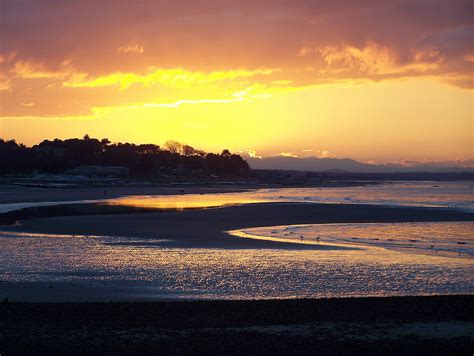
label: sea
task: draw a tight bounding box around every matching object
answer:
[0,181,473,300]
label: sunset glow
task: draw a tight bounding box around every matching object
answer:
[1,0,472,162]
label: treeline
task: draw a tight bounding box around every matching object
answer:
[0,136,249,176]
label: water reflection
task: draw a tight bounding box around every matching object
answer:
[0,230,473,300]
[1,181,473,300]
[231,221,474,259]
[103,181,474,211]
[104,194,266,210]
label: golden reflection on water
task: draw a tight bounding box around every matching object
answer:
[104,194,267,210]
[100,181,474,211]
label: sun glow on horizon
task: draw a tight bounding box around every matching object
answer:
[1,1,473,163]
[2,78,472,163]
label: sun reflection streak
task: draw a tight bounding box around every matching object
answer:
[103,194,268,210]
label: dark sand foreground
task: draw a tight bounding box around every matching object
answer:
[1,296,473,354]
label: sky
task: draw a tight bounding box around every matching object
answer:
[0,0,473,163]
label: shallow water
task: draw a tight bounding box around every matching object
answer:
[0,230,473,300]
[1,181,471,214]
[0,181,473,300]
[231,221,474,259]
[105,181,474,211]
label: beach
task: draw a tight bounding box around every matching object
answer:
[4,1,474,352]
[3,201,474,248]
[1,183,473,352]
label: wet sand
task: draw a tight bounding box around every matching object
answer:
[1,295,473,354]
[1,189,473,353]
[1,196,473,302]
[4,202,474,249]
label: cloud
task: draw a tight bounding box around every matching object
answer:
[237,150,263,159]
[275,152,298,158]
[19,102,34,107]
[117,44,144,54]
[247,150,263,159]
[464,54,474,63]
[301,149,336,158]
[63,68,274,90]
[298,47,313,57]
[123,97,245,109]
[318,150,336,158]
[0,81,10,91]
[10,59,78,80]
[317,44,442,76]
[239,149,263,159]
[0,60,274,117]
[1,0,473,117]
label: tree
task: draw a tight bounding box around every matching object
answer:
[164,140,183,155]
[0,135,250,177]
[182,145,197,156]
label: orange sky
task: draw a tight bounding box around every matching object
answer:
[0,0,473,163]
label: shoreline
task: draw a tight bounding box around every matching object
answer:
[1,295,473,353]
[1,184,473,305]
[3,202,473,249]
[0,183,253,205]
[1,202,472,302]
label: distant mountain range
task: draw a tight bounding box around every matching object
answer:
[244,155,474,173]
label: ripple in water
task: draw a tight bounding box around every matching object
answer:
[0,228,473,300]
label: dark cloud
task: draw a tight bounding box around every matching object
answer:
[2,0,472,70]
[1,0,472,117]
